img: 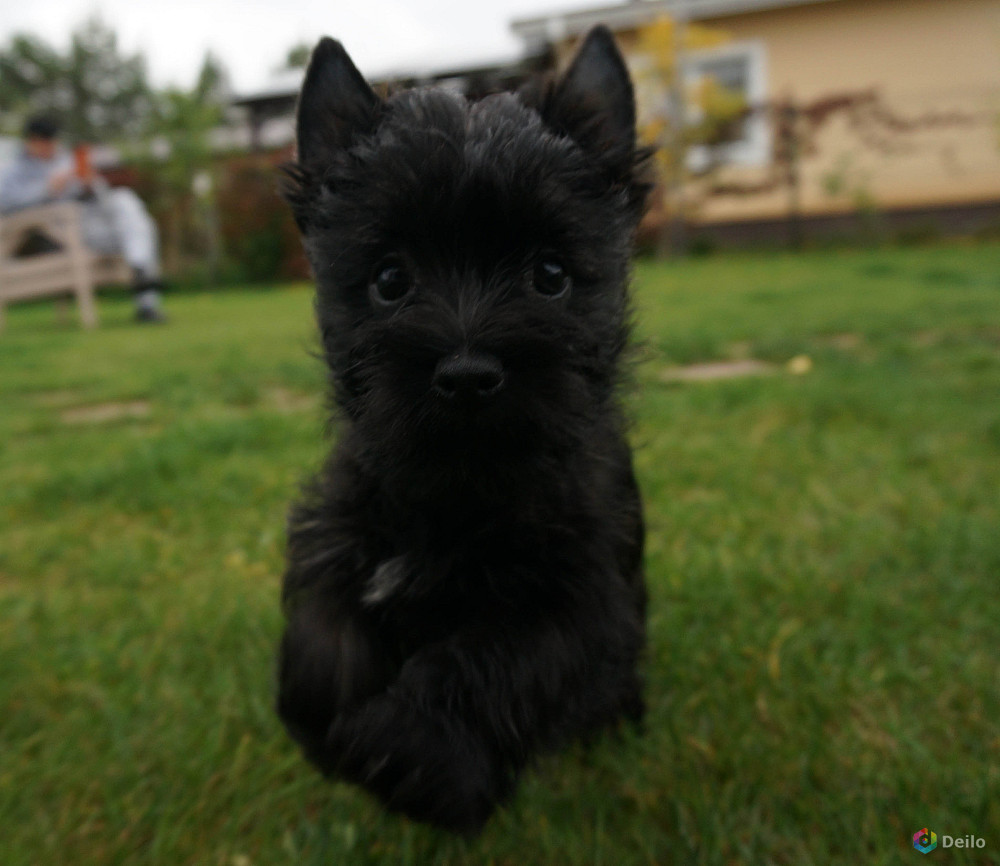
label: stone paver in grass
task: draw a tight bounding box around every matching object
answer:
[60,400,151,424]
[660,356,815,383]
[660,359,777,383]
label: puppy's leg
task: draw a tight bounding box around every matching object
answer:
[277,487,398,768]
[323,598,642,833]
[277,596,394,767]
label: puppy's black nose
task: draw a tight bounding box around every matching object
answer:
[433,352,505,400]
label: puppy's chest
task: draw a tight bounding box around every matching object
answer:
[360,532,548,628]
[361,546,502,608]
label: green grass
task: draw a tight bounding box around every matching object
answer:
[1,244,999,865]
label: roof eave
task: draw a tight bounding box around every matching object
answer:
[511,0,838,45]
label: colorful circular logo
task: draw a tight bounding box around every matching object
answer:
[913,828,938,854]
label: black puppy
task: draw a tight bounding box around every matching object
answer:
[278,26,649,834]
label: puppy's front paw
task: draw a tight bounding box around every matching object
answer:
[326,696,505,834]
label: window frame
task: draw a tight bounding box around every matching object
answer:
[684,39,770,170]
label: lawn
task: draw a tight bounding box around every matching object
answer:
[1,244,998,865]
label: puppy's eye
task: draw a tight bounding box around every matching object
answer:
[369,258,413,306]
[533,259,571,299]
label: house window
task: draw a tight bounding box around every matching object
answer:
[685,40,769,170]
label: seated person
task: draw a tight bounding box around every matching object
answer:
[0,115,166,323]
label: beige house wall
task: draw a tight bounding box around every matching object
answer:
[566,0,1000,225]
[705,0,1000,223]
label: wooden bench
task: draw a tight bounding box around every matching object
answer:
[0,201,131,330]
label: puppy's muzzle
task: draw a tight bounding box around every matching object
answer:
[432,351,505,402]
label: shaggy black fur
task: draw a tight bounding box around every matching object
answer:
[277,26,649,834]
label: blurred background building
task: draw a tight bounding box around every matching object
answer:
[514,0,1000,247]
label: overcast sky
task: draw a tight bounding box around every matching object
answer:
[0,0,587,94]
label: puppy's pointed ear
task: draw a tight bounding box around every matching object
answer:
[543,26,636,176]
[296,37,381,164]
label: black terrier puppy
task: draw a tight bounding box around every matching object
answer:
[278,26,648,834]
